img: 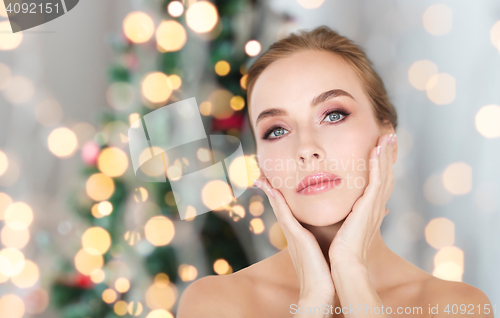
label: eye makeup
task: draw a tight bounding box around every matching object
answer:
[260,106,351,141]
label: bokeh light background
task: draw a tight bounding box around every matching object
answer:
[0,0,500,316]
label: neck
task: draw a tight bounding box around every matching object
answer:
[299,217,393,284]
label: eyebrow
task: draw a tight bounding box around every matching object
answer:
[255,89,356,126]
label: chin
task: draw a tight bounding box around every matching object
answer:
[290,200,349,227]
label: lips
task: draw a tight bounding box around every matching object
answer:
[296,172,341,194]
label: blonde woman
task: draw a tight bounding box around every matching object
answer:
[177,26,493,318]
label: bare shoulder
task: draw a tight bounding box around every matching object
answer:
[423,277,494,318]
[176,271,254,318]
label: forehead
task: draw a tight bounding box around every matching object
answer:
[249,50,368,124]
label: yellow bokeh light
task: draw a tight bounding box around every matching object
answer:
[185,1,218,33]
[146,309,174,318]
[168,74,182,90]
[214,60,230,76]
[11,259,39,288]
[249,201,264,217]
[166,165,182,181]
[102,288,117,304]
[115,277,131,293]
[129,113,141,127]
[0,192,12,221]
[297,0,325,9]
[201,180,233,211]
[0,21,23,50]
[145,277,177,310]
[133,187,149,202]
[74,248,104,275]
[183,205,197,221]
[98,147,129,177]
[490,21,500,51]
[423,4,452,36]
[408,60,438,91]
[168,1,184,17]
[249,218,265,234]
[475,104,500,138]
[245,40,261,57]
[0,0,7,17]
[139,147,168,177]
[142,72,173,104]
[425,218,455,249]
[434,246,464,273]
[128,301,144,316]
[240,74,248,90]
[86,173,115,201]
[1,226,29,249]
[3,75,34,104]
[228,155,260,188]
[156,20,187,52]
[178,264,198,282]
[213,259,231,275]
[0,294,25,318]
[114,300,128,316]
[123,11,155,43]
[4,202,33,230]
[196,148,211,162]
[0,150,8,176]
[230,96,245,110]
[433,262,462,282]
[82,226,112,255]
[90,268,105,284]
[442,162,472,195]
[229,204,245,221]
[199,101,212,116]
[98,201,113,216]
[47,127,78,158]
[164,191,177,206]
[144,216,175,246]
[124,230,141,246]
[269,222,287,250]
[426,73,456,105]
[0,248,25,277]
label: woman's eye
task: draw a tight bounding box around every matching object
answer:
[268,127,288,139]
[323,111,345,123]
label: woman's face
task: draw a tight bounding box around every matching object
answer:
[249,50,394,226]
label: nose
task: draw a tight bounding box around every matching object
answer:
[296,140,326,167]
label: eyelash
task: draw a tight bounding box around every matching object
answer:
[261,108,351,140]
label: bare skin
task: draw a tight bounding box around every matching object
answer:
[177,50,493,318]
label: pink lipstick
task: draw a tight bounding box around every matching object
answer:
[296,172,341,196]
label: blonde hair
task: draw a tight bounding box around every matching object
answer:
[246,25,398,133]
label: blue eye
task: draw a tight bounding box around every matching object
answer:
[263,127,289,140]
[323,111,346,123]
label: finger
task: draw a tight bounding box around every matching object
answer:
[255,177,306,237]
[384,134,395,201]
[373,134,391,215]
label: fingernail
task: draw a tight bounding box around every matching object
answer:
[377,145,381,157]
[266,188,275,198]
[254,179,261,188]
[393,134,397,145]
[387,134,393,145]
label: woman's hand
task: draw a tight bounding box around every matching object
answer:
[254,176,336,308]
[328,133,397,269]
